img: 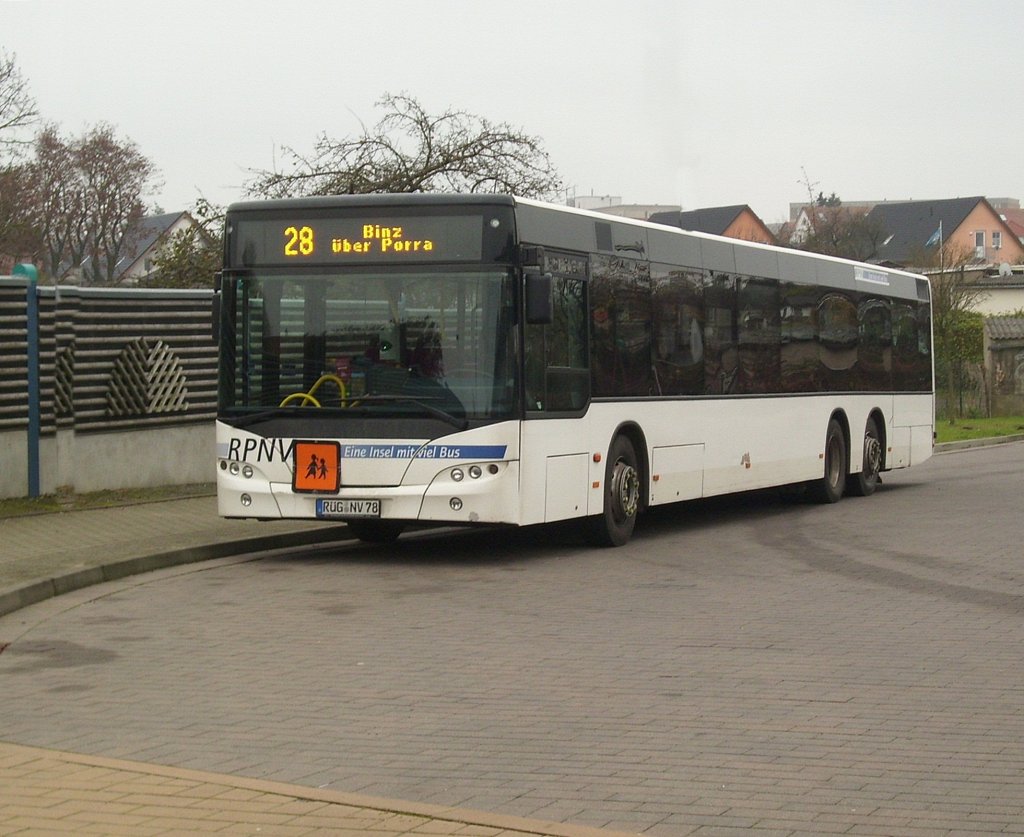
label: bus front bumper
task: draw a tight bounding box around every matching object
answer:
[218,460,520,526]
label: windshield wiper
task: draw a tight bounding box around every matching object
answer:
[224,397,468,431]
[225,405,352,428]
[349,395,468,430]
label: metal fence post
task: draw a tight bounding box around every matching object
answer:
[15,264,40,497]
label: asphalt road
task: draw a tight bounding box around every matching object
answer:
[2,444,1023,835]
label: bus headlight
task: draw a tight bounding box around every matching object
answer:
[451,468,465,482]
[229,461,240,475]
[242,464,254,479]
[468,465,482,479]
[450,497,463,511]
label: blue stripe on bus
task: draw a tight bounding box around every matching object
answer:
[339,444,507,460]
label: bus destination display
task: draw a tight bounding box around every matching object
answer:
[232,215,485,266]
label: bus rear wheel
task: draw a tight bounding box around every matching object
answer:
[346,520,404,543]
[808,418,847,504]
[586,435,641,547]
[847,416,882,497]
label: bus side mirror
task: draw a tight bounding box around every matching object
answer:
[525,271,553,325]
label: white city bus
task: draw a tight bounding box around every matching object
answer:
[214,194,933,546]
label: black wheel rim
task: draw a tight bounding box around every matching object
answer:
[864,433,881,479]
[611,458,640,524]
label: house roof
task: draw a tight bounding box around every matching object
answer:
[867,197,985,264]
[648,205,748,236]
[999,208,1024,240]
[986,317,1024,341]
[120,212,189,271]
[70,212,191,281]
[975,268,1024,289]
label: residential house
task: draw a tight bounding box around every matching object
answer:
[114,212,204,285]
[998,207,1024,245]
[70,211,205,285]
[968,267,1024,316]
[787,200,877,245]
[867,196,1024,269]
[648,205,776,245]
[866,197,1024,315]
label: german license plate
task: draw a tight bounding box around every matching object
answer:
[316,498,380,519]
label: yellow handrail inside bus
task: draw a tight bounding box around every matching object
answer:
[279,391,322,407]
[279,373,351,408]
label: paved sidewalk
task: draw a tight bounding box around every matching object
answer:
[0,741,631,836]
[0,493,351,618]
[0,494,636,836]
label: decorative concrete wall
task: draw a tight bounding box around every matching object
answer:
[0,278,216,498]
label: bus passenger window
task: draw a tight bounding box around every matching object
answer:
[590,256,652,397]
[652,265,704,396]
[703,273,737,395]
[525,275,588,411]
[737,277,780,393]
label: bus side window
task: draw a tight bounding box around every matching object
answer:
[590,256,652,396]
[737,277,781,394]
[704,273,737,395]
[525,275,588,412]
[651,265,704,396]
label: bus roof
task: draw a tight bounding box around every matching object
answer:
[511,196,929,303]
[225,193,518,214]
[225,193,928,301]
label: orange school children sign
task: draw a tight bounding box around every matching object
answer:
[292,441,341,493]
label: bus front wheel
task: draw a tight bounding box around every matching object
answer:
[808,418,847,504]
[586,435,641,547]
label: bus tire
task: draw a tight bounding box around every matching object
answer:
[586,435,641,547]
[808,418,846,504]
[346,520,404,543]
[847,416,882,497]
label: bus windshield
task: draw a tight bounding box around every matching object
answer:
[219,267,519,423]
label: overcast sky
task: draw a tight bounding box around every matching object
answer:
[3,0,1021,223]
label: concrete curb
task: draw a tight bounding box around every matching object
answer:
[933,434,1024,453]
[0,525,351,620]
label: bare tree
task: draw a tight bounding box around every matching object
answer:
[791,173,885,260]
[0,51,38,156]
[0,161,39,268]
[247,92,562,199]
[918,240,990,418]
[797,203,887,261]
[28,123,157,282]
[77,124,156,283]
[30,124,89,278]
[0,52,39,265]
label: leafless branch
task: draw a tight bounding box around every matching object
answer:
[246,92,561,200]
[0,52,39,156]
